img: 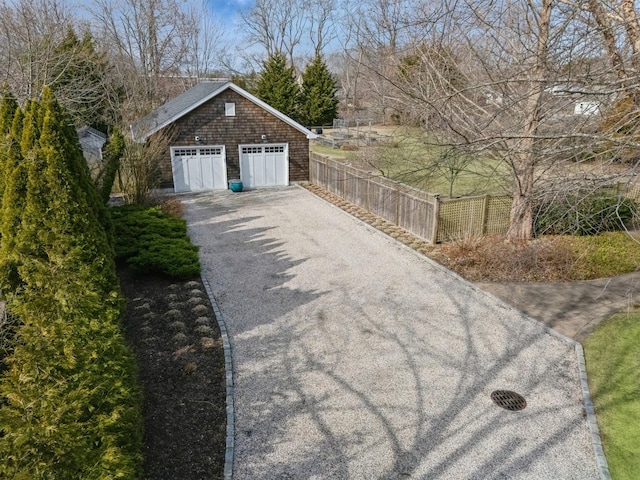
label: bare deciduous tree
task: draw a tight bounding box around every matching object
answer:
[346,0,638,240]
[0,0,112,126]
[240,0,307,67]
[90,0,224,123]
[117,130,173,204]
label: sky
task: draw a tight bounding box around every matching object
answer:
[205,0,250,23]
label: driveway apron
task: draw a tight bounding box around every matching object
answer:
[182,187,599,479]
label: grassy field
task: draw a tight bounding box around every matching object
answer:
[310,142,355,160]
[584,310,640,480]
[312,128,510,197]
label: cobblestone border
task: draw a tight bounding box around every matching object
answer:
[201,274,235,479]
[300,183,612,480]
[576,344,612,480]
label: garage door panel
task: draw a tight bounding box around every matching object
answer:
[172,156,189,192]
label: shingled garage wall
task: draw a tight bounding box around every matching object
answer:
[157,88,310,189]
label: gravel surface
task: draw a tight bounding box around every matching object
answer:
[182,186,599,480]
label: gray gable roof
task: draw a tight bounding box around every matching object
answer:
[130,81,316,142]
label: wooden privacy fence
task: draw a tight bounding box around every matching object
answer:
[309,152,512,243]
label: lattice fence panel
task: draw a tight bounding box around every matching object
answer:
[437,195,511,242]
[485,196,513,234]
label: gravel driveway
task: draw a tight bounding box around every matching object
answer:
[182,187,600,479]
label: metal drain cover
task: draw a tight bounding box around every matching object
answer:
[491,390,527,411]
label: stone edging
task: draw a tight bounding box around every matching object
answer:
[200,274,235,479]
[575,344,612,480]
[299,184,611,480]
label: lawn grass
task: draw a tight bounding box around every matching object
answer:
[379,138,510,196]
[310,141,356,160]
[584,310,640,480]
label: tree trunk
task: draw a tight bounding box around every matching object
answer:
[507,159,535,241]
[505,0,552,242]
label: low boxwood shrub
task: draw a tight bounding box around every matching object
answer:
[111,205,200,279]
[534,191,637,236]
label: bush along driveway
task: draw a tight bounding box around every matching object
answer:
[182,187,601,480]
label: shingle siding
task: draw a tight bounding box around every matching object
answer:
[157,89,310,188]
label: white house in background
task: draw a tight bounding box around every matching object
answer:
[574,101,601,116]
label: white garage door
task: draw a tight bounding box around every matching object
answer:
[171,146,227,192]
[239,144,288,188]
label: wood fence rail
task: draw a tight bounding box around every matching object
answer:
[309,152,512,243]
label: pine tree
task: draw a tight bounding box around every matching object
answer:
[254,52,301,121]
[299,55,338,127]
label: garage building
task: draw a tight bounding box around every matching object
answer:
[130,81,316,192]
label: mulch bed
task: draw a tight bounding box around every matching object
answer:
[118,268,226,479]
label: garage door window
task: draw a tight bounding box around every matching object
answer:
[242,146,262,154]
[265,146,285,153]
[200,147,222,155]
[174,148,197,156]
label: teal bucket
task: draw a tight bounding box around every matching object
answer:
[229,179,243,192]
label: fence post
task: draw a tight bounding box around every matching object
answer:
[431,195,440,244]
[366,174,370,212]
[482,195,489,235]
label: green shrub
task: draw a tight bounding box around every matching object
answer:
[127,234,200,279]
[534,191,637,236]
[570,231,640,279]
[111,205,201,279]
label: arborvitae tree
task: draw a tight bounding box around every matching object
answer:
[0,88,142,478]
[0,107,26,293]
[0,88,19,204]
[299,55,338,127]
[97,128,125,204]
[254,52,301,121]
[19,100,40,157]
[1,88,117,300]
[40,88,116,249]
[11,99,49,295]
[0,87,18,135]
[32,88,117,300]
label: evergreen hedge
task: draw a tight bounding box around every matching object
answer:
[0,88,143,479]
[534,190,638,236]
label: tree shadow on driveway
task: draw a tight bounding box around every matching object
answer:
[181,188,600,479]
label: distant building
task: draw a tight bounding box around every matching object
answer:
[77,126,107,165]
